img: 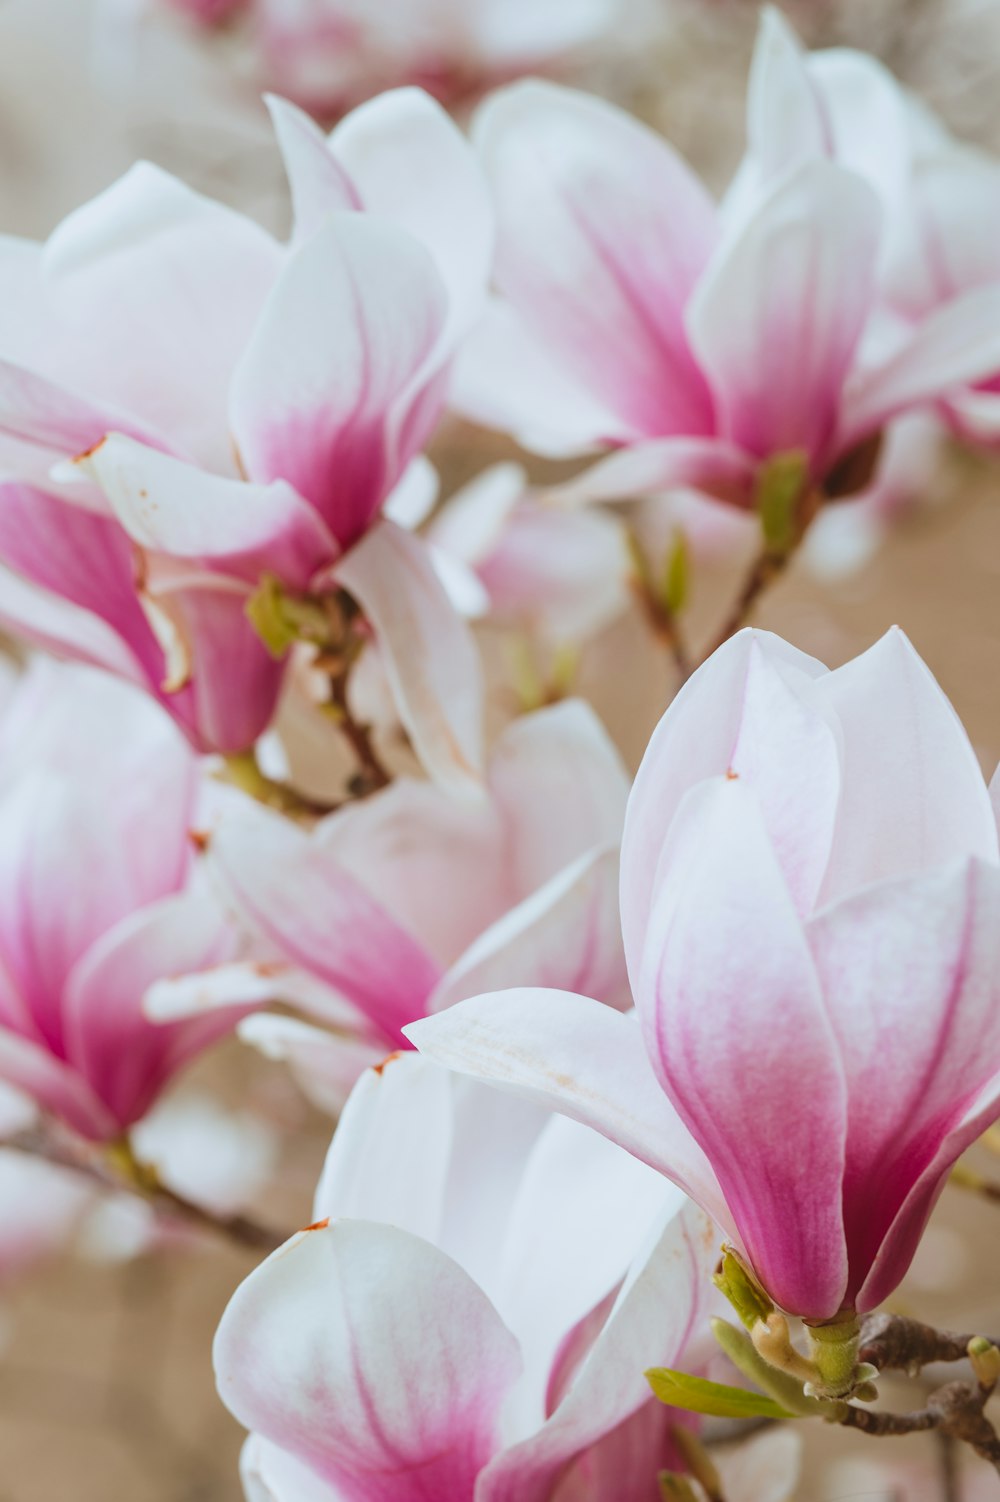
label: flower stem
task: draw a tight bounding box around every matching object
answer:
[3,1122,286,1257]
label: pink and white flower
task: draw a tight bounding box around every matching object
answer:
[0,660,254,1139]
[158,0,625,118]
[453,60,1000,513]
[730,8,1000,453]
[158,699,632,1109]
[409,628,1000,1321]
[213,1050,749,1502]
[0,87,491,782]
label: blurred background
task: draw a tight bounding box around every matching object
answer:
[2,0,1000,1496]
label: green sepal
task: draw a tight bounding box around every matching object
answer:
[645,1366,796,1421]
[712,1245,774,1331]
[245,574,300,658]
[661,530,690,616]
[755,450,809,555]
[245,574,330,659]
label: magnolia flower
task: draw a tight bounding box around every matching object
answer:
[453,59,1000,515]
[159,0,624,117]
[163,0,248,21]
[215,1052,799,1502]
[0,661,255,1139]
[154,699,631,1110]
[0,87,490,783]
[409,628,1000,1322]
[730,9,1000,452]
[425,463,632,645]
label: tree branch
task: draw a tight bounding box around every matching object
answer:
[859,1313,1000,1374]
[3,1123,286,1257]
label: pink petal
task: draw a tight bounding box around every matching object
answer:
[333,520,484,793]
[808,858,1000,1309]
[491,1114,688,1439]
[330,87,494,345]
[812,627,998,902]
[231,216,448,547]
[476,500,632,644]
[688,161,881,467]
[430,849,630,1014]
[637,777,848,1317]
[81,435,335,590]
[239,1014,393,1118]
[150,570,287,753]
[449,298,624,456]
[313,1053,550,1301]
[404,991,731,1234]
[266,94,361,243]
[62,890,244,1130]
[210,806,443,1045]
[549,438,756,509]
[41,161,281,471]
[489,699,629,899]
[620,628,831,971]
[0,357,168,460]
[312,777,504,968]
[214,1219,521,1502]
[743,9,829,182]
[0,564,147,684]
[0,1028,115,1139]
[312,1054,454,1242]
[480,1200,716,1502]
[841,284,1000,446]
[475,81,717,439]
[0,481,167,686]
[240,1438,341,1502]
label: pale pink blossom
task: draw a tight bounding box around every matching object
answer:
[0,89,490,782]
[453,61,1000,513]
[731,9,1000,453]
[213,1051,746,1502]
[425,463,632,646]
[153,699,632,1110]
[409,628,1000,1321]
[160,0,624,118]
[0,661,256,1139]
[164,0,248,22]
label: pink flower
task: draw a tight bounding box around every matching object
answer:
[452,59,1000,512]
[730,8,1000,453]
[213,1051,732,1502]
[409,629,1000,1321]
[250,0,623,119]
[0,661,255,1139]
[155,699,632,1110]
[425,463,633,646]
[163,0,248,23]
[0,88,491,779]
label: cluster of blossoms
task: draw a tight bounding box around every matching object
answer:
[5,6,1000,1495]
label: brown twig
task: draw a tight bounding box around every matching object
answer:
[3,1124,286,1257]
[625,526,692,685]
[859,1313,1000,1374]
[697,544,792,665]
[325,659,392,798]
[838,1380,1000,1472]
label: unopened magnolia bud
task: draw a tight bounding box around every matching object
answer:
[713,1245,775,1331]
[968,1337,1000,1389]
